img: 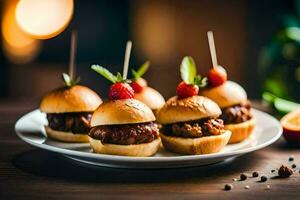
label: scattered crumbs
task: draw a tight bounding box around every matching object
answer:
[245,185,250,189]
[278,165,293,178]
[224,184,233,191]
[240,173,247,181]
[266,185,271,190]
[252,171,259,177]
[232,178,238,182]
[260,176,268,182]
[289,156,294,162]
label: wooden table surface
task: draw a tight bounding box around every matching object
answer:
[0,99,300,200]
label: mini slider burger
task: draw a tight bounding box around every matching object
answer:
[199,31,255,143]
[89,65,160,156]
[40,75,102,142]
[40,32,102,143]
[157,56,231,155]
[130,61,165,114]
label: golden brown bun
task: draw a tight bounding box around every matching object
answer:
[89,137,161,157]
[160,130,231,155]
[134,87,165,110]
[91,99,156,126]
[45,126,89,142]
[156,95,221,124]
[40,85,102,113]
[199,81,247,108]
[226,118,255,144]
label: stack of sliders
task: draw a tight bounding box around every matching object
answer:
[199,31,255,143]
[157,56,231,155]
[129,61,165,115]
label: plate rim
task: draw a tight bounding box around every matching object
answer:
[15,108,282,163]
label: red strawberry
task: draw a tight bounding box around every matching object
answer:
[176,81,199,99]
[208,66,227,87]
[108,82,134,100]
[130,78,147,93]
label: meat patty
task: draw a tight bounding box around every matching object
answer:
[89,122,159,145]
[47,112,92,134]
[220,101,252,124]
[162,118,224,138]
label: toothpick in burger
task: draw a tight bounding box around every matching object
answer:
[199,31,255,143]
[157,56,231,155]
[40,31,102,143]
[89,65,161,156]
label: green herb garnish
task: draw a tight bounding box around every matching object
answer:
[91,65,129,83]
[131,61,150,81]
[62,73,80,87]
[180,56,207,87]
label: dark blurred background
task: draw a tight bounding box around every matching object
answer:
[0,0,299,103]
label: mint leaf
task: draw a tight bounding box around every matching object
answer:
[62,73,72,86]
[116,72,123,82]
[194,75,207,87]
[180,56,197,84]
[131,69,137,78]
[91,65,116,83]
[62,73,80,87]
[132,61,150,80]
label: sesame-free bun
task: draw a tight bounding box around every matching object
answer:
[89,137,161,157]
[199,81,247,108]
[225,117,255,144]
[45,126,89,142]
[156,95,221,124]
[134,87,165,110]
[91,99,156,127]
[40,85,102,113]
[160,130,231,155]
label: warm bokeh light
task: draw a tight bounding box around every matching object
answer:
[15,0,74,39]
[1,0,41,64]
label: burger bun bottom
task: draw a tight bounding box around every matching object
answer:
[45,126,89,143]
[89,137,161,157]
[160,130,231,155]
[225,118,255,144]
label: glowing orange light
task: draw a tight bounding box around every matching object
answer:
[1,0,41,64]
[15,0,74,39]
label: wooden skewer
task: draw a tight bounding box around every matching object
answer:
[69,30,78,80]
[122,40,132,80]
[207,31,218,69]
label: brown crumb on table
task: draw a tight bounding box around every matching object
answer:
[278,165,293,178]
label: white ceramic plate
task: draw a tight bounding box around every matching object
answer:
[15,109,282,168]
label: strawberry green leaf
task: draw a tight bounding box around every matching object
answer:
[116,72,123,82]
[91,65,116,83]
[180,56,197,84]
[132,61,150,80]
[62,73,72,86]
[194,75,207,87]
[62,73,80,87]
[131,69,137,79]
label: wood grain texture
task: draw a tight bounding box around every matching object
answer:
[0,100,299,200]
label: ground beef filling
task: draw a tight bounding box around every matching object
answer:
[47,112,92,134]
[220,101,252,124]
[162,118,225,138]
[89,122,159,145]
